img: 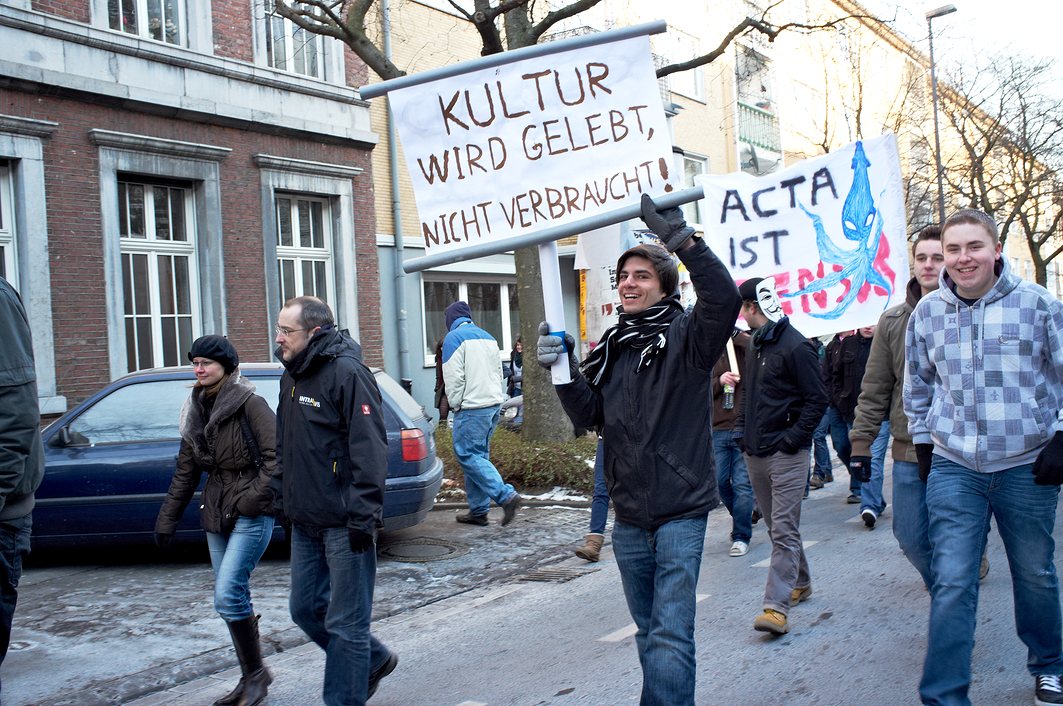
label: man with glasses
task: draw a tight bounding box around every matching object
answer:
[273,296,397,705]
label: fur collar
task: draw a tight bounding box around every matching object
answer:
[179,373,256,465]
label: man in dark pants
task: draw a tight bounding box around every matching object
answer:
[0,276,44,697]
[274,296,397,705]
[735,277,827,636]
[538,195,740,705]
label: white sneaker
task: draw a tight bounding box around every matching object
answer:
[729,540,749,557]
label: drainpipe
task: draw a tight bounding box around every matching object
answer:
[382,0,411,393]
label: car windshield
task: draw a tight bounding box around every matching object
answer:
[67,379,194,444]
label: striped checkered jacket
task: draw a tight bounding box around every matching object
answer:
[903,259,1063,473]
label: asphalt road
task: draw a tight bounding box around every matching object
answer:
[7,462,1060,705]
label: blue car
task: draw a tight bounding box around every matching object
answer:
[35,363,443,548]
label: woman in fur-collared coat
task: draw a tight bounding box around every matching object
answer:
[155,335,279,706]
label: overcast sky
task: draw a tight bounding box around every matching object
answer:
[872,0,1063,91]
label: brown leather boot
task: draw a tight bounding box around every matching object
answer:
[575,533,604,562]
[217,615,272,706]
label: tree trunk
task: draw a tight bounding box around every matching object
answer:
[513,246,577,442]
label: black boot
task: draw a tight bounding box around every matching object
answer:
[219,615,272,706]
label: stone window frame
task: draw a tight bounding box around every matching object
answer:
[254,154,362,338]
[90,129,230,381]
[89,0,214,53]
[0,115,64,413]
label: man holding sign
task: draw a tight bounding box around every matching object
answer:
[537,195,740,705]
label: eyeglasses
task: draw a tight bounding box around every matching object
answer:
[191,359,218,369]
[274,325,311,337]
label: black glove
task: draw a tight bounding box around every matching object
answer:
[1033,432,1063,486]
[154,531,173,548]
[640,194,695,252]
[536,321,579,377]
[348,527,375,554]
[849,455,872,483]
[915,443,934,482]
[778,436,800,455]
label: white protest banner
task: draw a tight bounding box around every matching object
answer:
[387,33,678,261]
[697,134,909,339]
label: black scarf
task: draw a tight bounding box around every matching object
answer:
[581,294,684,387]
[750,316,788,350]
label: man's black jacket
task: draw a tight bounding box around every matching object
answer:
[555,239,741,531]
[834,332,873,423]
[735,317,827,458]
[275,328,387,534]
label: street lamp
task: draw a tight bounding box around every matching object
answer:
[927,4,957,223]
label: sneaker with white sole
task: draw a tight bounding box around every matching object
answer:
[861,508,877,529]
[729,540,749,557]
[1036,674,1063,705]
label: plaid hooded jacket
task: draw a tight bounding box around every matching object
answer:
[903,259,1063,473]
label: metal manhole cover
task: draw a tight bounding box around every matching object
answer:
[379,536,470,563]
[520,566,600,583]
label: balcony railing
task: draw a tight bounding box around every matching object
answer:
[737,101,780,153]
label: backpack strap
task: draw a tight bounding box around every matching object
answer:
[238,407,265,473]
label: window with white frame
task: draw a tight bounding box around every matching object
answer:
[275,194,336,306]
[680,154,708,226]
[108,0,186,45]
[118,178,199,371]
[0,162,15,286]
[266,2,326,78]
[666,28,704,101]
[422,277,519,363]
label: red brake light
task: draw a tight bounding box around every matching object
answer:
[400,428,428,462]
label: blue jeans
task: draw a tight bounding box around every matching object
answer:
[451,406,516,516]
[826,409,857,492]
[0,513,30,697]
[289,524,392,706]
[612,516,707,706]
[812,412,831,477]
[892,459,932,589]
[206,515,275,622]
[920,458,1063,706]
[859,421,890,515]
[713,429,753,543]
[589,438,609,535]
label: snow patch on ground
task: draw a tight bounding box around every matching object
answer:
[525,486,590,503]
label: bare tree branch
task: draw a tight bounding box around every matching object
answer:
[656,13,882,79]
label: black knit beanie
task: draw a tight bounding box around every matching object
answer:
[188,335,239,374]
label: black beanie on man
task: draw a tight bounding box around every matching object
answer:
[188,335,239,374]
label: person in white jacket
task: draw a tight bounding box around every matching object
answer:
[442,300,522,527]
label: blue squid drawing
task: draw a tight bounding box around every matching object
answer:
[783,141,893,319]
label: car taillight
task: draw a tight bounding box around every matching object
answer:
[400,428,428,462]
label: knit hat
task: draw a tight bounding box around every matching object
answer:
[445,301,473,329]
[188,335,239,373]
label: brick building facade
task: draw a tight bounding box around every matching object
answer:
[0,0,380,412]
